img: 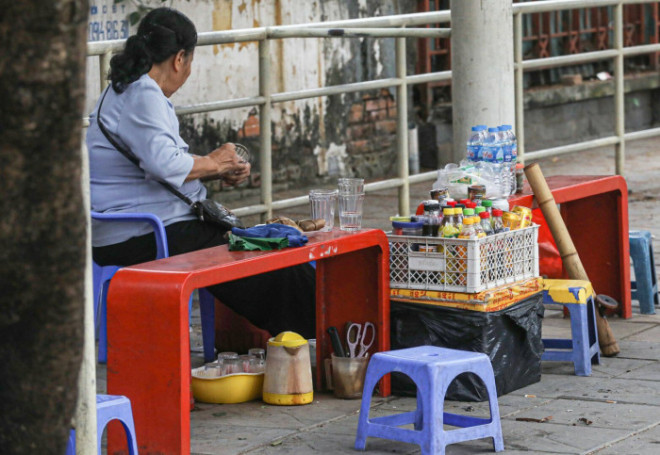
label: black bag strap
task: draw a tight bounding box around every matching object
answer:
[96,87,196,207]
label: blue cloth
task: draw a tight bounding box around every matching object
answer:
[231,224,308,247]
[86,74,201,247]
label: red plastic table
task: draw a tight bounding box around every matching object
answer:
[509,175,631,318]
[106,228,390,455]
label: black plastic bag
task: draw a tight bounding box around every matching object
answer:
[390,293,545,402]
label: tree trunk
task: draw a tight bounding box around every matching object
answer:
[0,1,89,453]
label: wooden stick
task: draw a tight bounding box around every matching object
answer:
[524,163,620,357]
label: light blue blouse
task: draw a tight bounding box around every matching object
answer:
[86,74,203,247]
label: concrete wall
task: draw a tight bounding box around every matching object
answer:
[85,0,416,198]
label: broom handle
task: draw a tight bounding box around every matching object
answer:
[524,163,620,357]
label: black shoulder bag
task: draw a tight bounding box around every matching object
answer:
[96,88,245,231]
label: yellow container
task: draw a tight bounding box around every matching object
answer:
[262,331,313,406]
[191,367,264,404]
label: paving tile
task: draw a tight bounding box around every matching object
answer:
[607,320,657,340]
[616,340,660,360]
[596,423,660,455]
[498,419,630,453]
[501,398,660,431]
[624,325,660,343]
[614,359,660,381]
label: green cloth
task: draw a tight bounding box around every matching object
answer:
[228,232,289,251]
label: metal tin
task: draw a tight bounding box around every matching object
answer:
[502,211,522,230]
[512,205,533,228]
[468,184,487,201]
[430,187,449,201]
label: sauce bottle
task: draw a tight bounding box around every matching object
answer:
[479,211,494,236]
[491,209,506,233]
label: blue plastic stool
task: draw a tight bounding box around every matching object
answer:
[92,211,217,363]
[355,346,504,455]
[66,394,139,454]
[630,230,658,314]
[541,279,600,376]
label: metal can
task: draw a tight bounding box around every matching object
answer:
[512,205,533,228]
[468,184,487,201]
[501,211,522,230]
[430,187,449,202]
[419,244,436,253]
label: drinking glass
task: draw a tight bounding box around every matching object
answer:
[309,189,337,231]
[338,193,365,232]
[338,178,364,194]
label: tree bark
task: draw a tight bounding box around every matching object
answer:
[0,1,88,453]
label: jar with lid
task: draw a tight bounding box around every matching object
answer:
[422,200,441,236]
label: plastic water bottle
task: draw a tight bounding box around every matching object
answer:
[498,126,512,196]
[466,125,486,163]
[500,124,518,194]
[482,127,504,197]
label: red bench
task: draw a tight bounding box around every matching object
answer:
[509,174,631,318]
[106,228,390,455]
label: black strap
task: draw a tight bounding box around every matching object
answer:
[96,87,195,207]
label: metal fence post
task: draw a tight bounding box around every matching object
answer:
[259,38,273,221]
[514,11,524,163]
[614,1,625,176]
[100,51,111,91]
[395,36,410,217]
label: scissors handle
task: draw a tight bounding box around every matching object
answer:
[345,323,361,358]
[357,322,375,357]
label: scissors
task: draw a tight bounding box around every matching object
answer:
[345,322,375,358]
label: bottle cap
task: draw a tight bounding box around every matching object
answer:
[443,208,453,216]
[466,201,477,209]
[455,203,466,209]
[452,208,462,215]
[463,208,475,216]
[479,211,491,219]
[447,200,457,207]
[501,124,512,130]
[475,206,486,214]
[492,209,504,216]
[463,217,473,225]
[482,199,493,207]
[488,127,499,133]
[459,199,470,205]
[516,162,524,169]
[423,200,440,211]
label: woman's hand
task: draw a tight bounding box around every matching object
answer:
[208,143,251,185]
[185,143,251,184]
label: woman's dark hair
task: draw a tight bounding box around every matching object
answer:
[108,7,197,93]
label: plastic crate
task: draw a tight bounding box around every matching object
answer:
[388,225,539,293]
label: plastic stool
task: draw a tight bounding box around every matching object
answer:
[630,230,658,314]
[355,346,504,455]
[66,394,139,454]
[542,279,600,376]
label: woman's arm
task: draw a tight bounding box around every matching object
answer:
[185,143,251,184]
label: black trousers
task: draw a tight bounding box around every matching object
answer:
[93,220,316,339]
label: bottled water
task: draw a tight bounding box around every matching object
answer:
[466,125,487,163]
[497,126,512,196]
[482,127,505,197]
[500,124,517,195]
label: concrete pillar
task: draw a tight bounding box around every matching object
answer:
[451,0,515,163]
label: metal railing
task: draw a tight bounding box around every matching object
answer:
[513,0,660,175]
[86,1,660,219]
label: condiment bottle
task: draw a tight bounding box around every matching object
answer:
[439,207,459,238]
[422,201,441,236]
[454,207,464,231]
[481,199,493,214]
[473,216,486,238]
[458,217,476,239]
[491,209,505,233]
[479,211,494,236]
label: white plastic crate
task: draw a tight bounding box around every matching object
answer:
[388,225,539,293]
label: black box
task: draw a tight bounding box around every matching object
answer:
[390,292,544,402]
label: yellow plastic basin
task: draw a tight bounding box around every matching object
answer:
[191,367,264,404]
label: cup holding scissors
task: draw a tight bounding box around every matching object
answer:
[346,322,375,358]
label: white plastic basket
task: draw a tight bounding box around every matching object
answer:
[388,225,539,293]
